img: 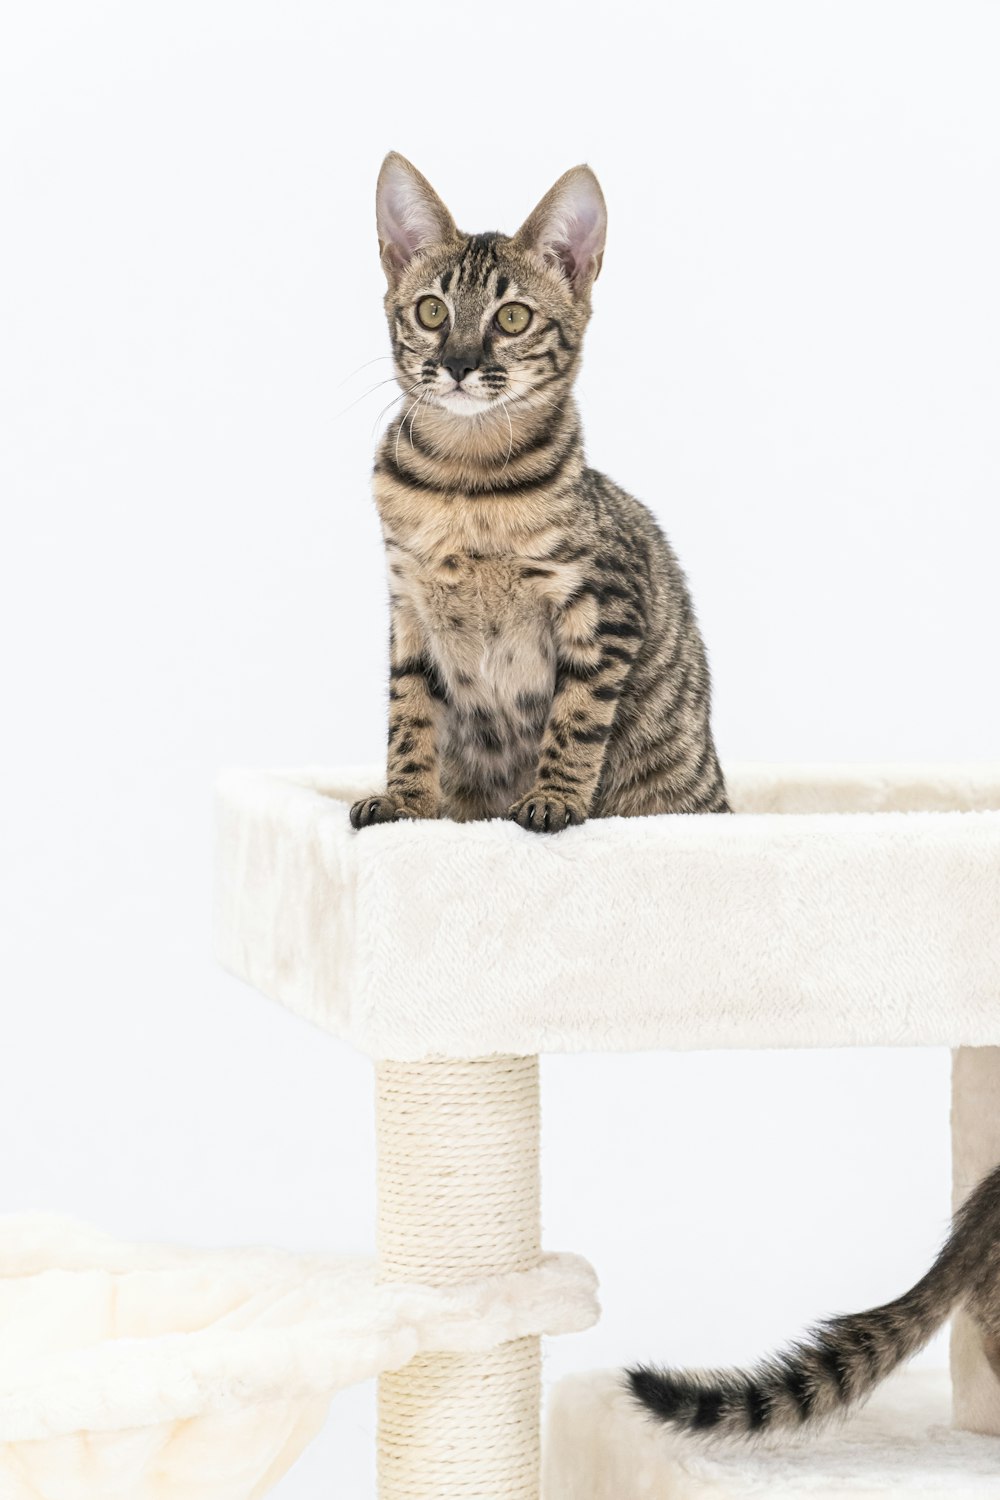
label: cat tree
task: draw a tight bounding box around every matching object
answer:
[3,764,996,1500]
[213,761,1000,1498]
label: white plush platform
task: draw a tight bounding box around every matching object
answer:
[543,1369,1000,1498]
[0,1215,597,1500]
[215,763,1000,1060]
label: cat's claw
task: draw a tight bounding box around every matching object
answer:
[508,792,586,834]
[349,795,418,829]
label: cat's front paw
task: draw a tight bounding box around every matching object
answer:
[350,794,421,829]
[508,790,587,834]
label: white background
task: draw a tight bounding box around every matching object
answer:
[2,2,998,1493]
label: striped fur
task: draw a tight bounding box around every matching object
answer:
[627,1161,1000,1439]
[351,153,727,833]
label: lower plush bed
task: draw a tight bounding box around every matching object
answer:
[0,1216,596,1500]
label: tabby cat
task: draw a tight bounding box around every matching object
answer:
[350,153,727,831]
[628,1161,1000,1437]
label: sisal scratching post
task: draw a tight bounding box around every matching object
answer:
[375,1056,542,1500]
[951,1046,1000,1435]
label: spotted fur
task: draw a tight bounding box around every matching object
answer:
[628,1162,1000,1439]
[350,153,728,833]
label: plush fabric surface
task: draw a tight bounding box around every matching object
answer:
[0,1216,597,1499]
[543,1368,1000,1498]
[215,764,1000,1060]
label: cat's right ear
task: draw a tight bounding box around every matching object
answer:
[376,153,457,285]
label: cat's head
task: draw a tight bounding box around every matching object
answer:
[376,152,606,419]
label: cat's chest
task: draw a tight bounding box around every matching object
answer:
[395,552,557,706]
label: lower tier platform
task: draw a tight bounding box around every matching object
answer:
[543,1369,1000,1498]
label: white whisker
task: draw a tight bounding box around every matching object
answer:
[498,397,515,475]
[408,390,428,445]
[370,378,425,442]
[335,376,408,422]
[396,386,429,466]
[336,354,395,390]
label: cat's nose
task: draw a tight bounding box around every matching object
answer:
[443,351,480,384]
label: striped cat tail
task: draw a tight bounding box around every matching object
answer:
[626,1162,1000,1438]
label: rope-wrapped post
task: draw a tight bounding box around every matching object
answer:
[951,1046,1000,1435]
[375,1055,542,1499]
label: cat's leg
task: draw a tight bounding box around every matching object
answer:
[351,603,442,828]
[598,739,730,817]
[592,653,729,816]
[508,595,641,833]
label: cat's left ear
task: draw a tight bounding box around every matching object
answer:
[512,165,607,296]
[376,152,458,285]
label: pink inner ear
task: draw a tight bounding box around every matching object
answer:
[378,164,449,269]
[564,204,604,281]
[535,175,606,286]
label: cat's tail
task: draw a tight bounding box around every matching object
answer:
[626,1161,1000,1439]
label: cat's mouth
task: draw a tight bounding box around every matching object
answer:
[433,387,497,415]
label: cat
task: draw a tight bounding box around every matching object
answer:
[627,1160,1000,1437]
[350,153,727,832]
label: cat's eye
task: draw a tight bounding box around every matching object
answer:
[416,296,448,330]
[496,302,532,335]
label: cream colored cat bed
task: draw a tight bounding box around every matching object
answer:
[0,1215,596,1500]
[211,762,1000,1497]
